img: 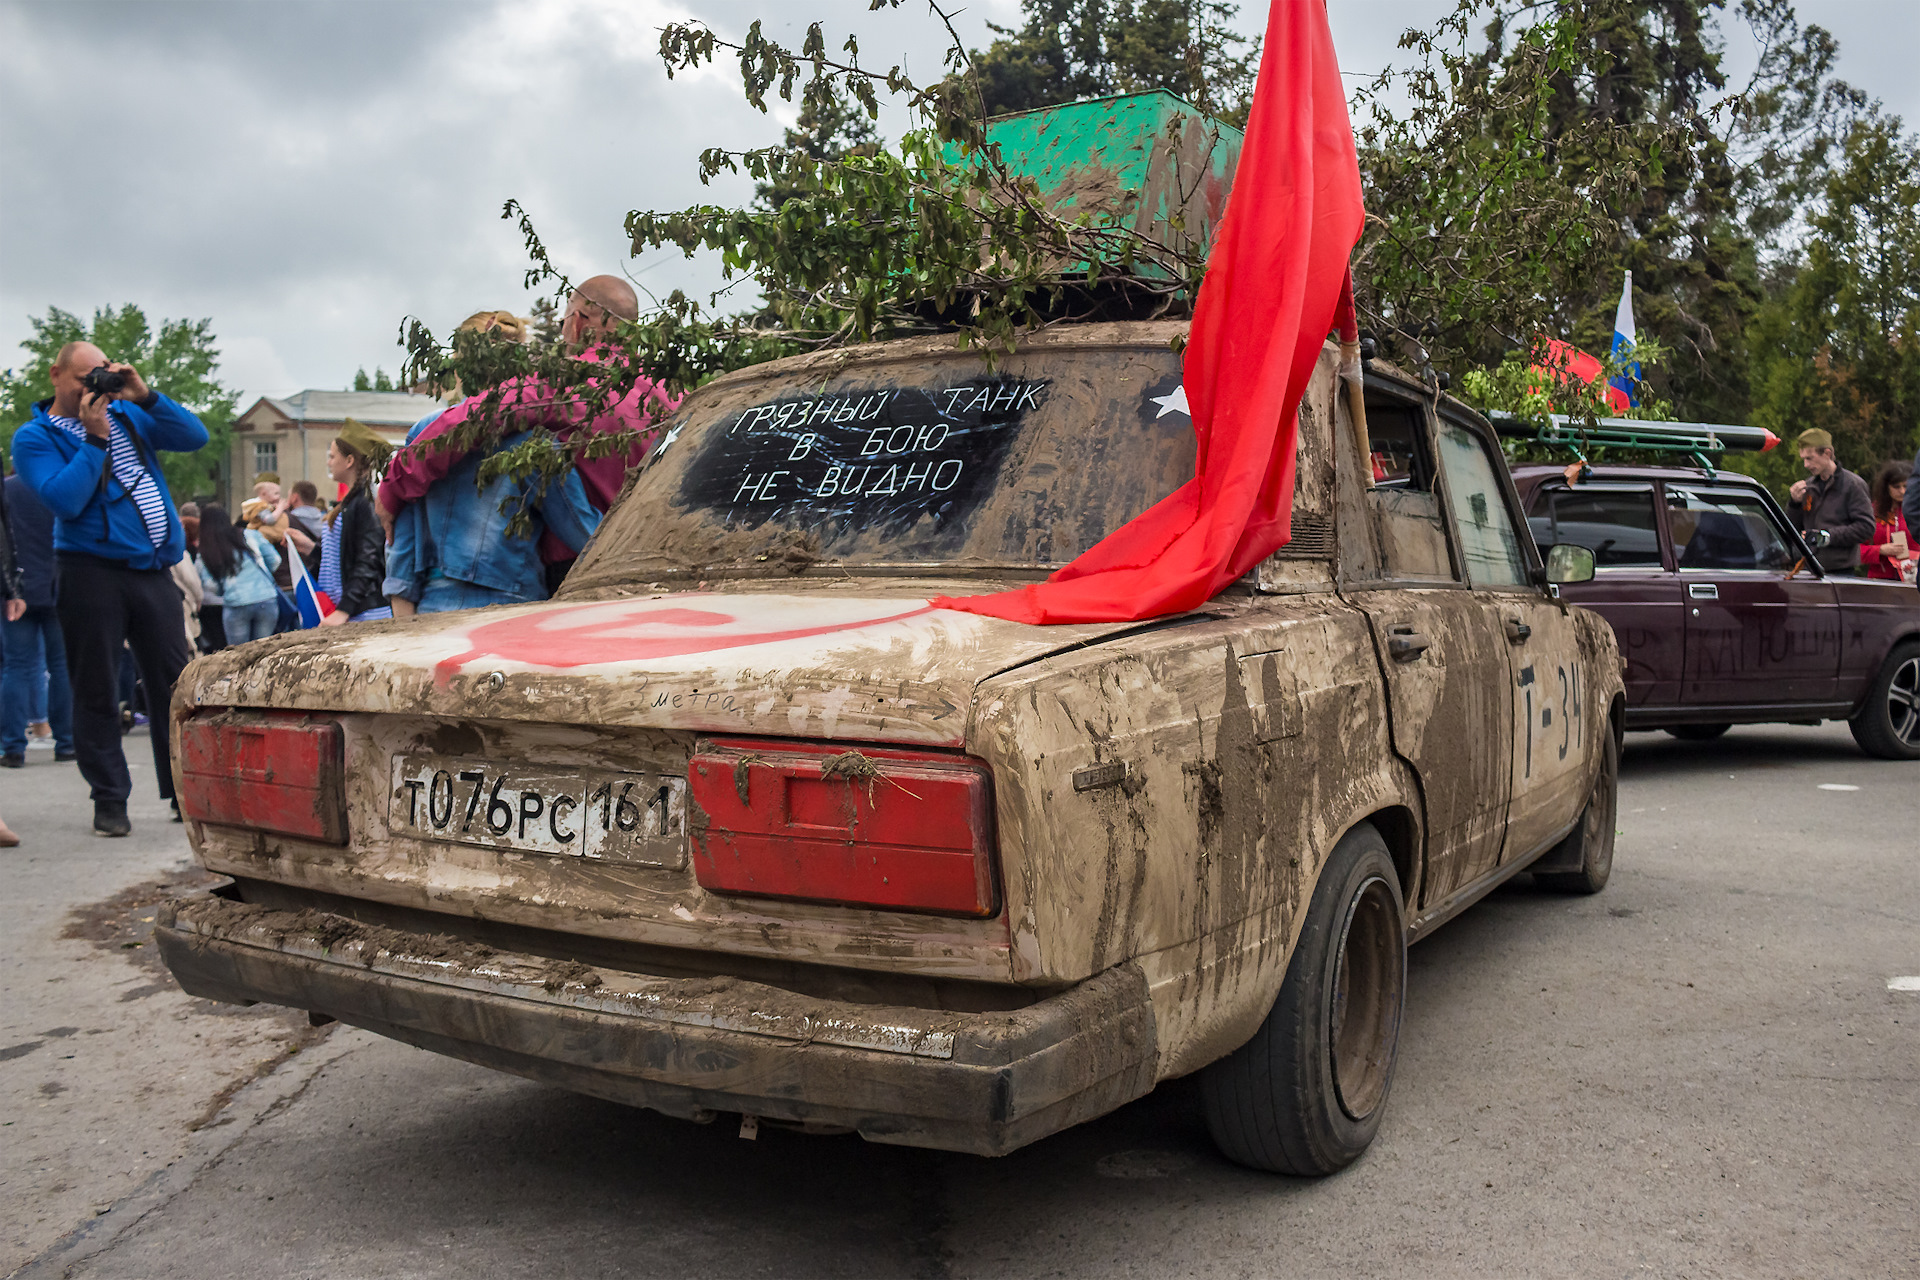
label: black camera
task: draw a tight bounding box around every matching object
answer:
[81,365,128,398]
[1805,529,1833,551]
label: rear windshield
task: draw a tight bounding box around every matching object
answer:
[566,330,1196,587]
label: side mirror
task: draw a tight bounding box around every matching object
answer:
[1544,543,1596,585]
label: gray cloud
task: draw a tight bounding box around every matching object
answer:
[2,0,1912,407]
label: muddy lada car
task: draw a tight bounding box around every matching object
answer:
[157,321,1623,1175]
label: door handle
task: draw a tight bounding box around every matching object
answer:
[1688,583,1719,599]
[1505,617,1532,644]
[1387,628,1431,662]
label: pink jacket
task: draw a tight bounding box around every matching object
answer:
[379,348,681,560]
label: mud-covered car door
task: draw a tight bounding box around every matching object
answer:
[1345,384,1513,909]
[1433,414,1590,863]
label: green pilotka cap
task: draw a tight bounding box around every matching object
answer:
[1795,428,1833,452]
[336,418,393,469]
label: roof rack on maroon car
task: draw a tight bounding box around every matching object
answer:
[1490,413,1780,470]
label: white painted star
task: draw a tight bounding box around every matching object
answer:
[1148,384,1190,419]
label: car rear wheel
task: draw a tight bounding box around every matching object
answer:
[1849,641,1920,761]
[1200,823,1405,1176]
[1665,723,1730,741]
[1534,729,1619,894]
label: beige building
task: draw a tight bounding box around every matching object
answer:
[228,390,446,507]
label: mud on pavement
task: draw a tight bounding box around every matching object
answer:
[3,865,329,1276]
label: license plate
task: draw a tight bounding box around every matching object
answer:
[389,755,686,867]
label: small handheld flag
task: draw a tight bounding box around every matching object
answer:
[288,548,333,627]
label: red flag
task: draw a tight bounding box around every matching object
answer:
[1531,337,1631,413]
[933,0,1365,624]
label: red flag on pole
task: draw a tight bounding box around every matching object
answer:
[933,0,1366,625]
[1531,337,1632,413]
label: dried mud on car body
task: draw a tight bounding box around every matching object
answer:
[159,324,1622,1161]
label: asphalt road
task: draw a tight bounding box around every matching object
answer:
[6,721,1917,1279]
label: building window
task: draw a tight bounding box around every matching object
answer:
[252,439,278,478]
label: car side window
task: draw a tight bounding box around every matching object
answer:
[1363,396,1435,490]
[1436,420,1531,587]
[1665,488,1795,572]
[1527,485,1664,568]
[1349,388,1457,583]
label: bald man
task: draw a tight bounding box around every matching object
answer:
[378,276,679,581]
[563,274,640,341]
[11,342,209,837]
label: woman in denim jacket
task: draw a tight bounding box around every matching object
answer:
[195,504,282,645]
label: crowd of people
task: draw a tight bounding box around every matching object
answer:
[0,277,676,844]
[1786,428,1917,582]
[3,275,1914,847]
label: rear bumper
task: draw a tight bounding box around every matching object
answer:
[155,889,1158,1156]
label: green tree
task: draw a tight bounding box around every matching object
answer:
[754,85,881,211]
[1352,3,1679,384]
[528,297,563,354]
[1,304,238,502]
[955,0,1259,126]
[1739,116,1920,493]
[352,366,396,392]
[1358,0,1867,428]
[395,2,1756,504]
[1724,0,1866,266]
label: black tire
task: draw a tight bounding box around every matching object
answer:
[1535,728,1619,894]
[1665,723,1730,741]
[1200,823,1406,1176]
[1849,641,1920,761]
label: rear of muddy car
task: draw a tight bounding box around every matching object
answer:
[158,324,1226,1158]
[157,321,1612,1173]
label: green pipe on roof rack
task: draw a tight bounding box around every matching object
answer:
[1488,413,1781,456]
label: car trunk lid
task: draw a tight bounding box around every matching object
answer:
[183,585,1143,748]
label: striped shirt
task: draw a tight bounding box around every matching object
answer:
[318,512,392,622]
[48,412,170,550]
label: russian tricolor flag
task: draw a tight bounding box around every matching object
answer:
[287,551,334,628]
[1609,270,1639,407]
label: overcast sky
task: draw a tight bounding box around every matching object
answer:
[2,0,1914,410]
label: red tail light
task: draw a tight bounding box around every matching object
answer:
[178,710,347,844]
[687,739,997,917]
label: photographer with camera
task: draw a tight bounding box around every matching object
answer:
[1788,428,1874,574]
[10,341,209,837]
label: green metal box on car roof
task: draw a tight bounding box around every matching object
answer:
[945,89,1245,284]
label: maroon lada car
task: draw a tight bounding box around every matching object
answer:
[1512,463,1920,759]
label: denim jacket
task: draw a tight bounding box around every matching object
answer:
[382,420,600,609]
[199,528,282,607]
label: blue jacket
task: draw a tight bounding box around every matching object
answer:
[198,528,282,608]
[383,419,600,607]
[10,394,209,570]
[4,473,58,607]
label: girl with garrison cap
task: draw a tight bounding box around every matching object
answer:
[317,419,393,625]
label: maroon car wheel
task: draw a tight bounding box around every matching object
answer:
[1665,723,1730,742]
[1849,642,1920,761]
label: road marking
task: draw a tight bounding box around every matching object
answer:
[1889,977,1920,992]
[1816,783,1860,792]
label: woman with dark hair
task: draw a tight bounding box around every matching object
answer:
[195,503,282,644]
[1862,460,1914,582]
[317,419,392,625]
